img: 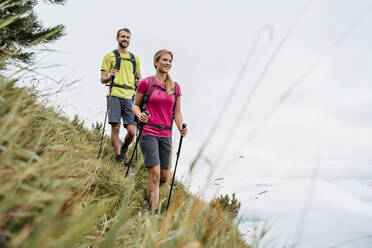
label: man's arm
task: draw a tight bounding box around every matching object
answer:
[100,53,118,84]
[100,69,118,84]
[135,73,142,87]
[134,55,142,87]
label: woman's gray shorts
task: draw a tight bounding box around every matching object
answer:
[140,134,172,169]
[107,96,136,127]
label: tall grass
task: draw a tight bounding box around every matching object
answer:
[0,76,256,247]
[0,3,261,245]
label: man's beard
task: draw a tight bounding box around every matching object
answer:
[119,42,128,48]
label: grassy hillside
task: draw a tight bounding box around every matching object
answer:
[0,78,255,247]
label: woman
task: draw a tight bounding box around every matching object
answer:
[132,49,187,211]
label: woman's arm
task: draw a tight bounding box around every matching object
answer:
[132,93,149,123]
[174,97,187,136]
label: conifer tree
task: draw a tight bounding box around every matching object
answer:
[0,0,66,69]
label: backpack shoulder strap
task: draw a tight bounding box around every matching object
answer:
[148,77,157,98]
[112,50,136,77]
[109,50,121,85]
[129,52,136,77]
[113,49,121,70]
[143,76,154,96]
[141,76,156,111]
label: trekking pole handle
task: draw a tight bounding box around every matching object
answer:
[179,123,187,140]
[138,110,150,128]
[177,123,187,156]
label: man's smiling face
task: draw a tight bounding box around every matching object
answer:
[117,30,131,49]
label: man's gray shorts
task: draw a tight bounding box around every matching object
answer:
[107,96,136,127]
[140,134,172,170]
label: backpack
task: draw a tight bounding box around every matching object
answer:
[110,49,137,91]
[136,76,179,131]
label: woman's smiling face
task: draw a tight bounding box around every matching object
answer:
[155,53,172,73]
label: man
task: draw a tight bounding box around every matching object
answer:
[100,28,141,163]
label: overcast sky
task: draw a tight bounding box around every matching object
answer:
[34,0,372,247]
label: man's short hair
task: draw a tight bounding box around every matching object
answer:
[117,28,131,38]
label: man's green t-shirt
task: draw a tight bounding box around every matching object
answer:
[101,51,141,99]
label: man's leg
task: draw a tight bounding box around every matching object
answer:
[107,96,123,161]
[122,124,136,151]
[111,123,121,156]
[121,97,137,155]
[160,168,170,186]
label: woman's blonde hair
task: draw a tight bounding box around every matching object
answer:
[154,49,174,95]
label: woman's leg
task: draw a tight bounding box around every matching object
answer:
[140,135,160,211]
[147,165,160,210]
[159,137,172,186]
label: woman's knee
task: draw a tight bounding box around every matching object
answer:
[148,169,160,185]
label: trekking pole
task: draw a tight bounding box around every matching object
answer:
[135,126,139,161]
[135,144,138,161]
[97,83,113,159]
[125,110,150,177]
[166,123,187,210]
[97,62,120,159]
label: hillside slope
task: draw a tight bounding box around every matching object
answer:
[0,79,252,248]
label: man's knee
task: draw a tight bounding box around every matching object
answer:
[159,178,168,186]
[126,124,136,137]
[160,172,169,185]
[111,123,120,134]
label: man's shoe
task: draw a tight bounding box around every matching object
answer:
[115,155,124,163]
[120,145,129,164]
[120,145,127,157]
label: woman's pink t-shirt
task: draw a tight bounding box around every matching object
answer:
[137,77,181,137]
